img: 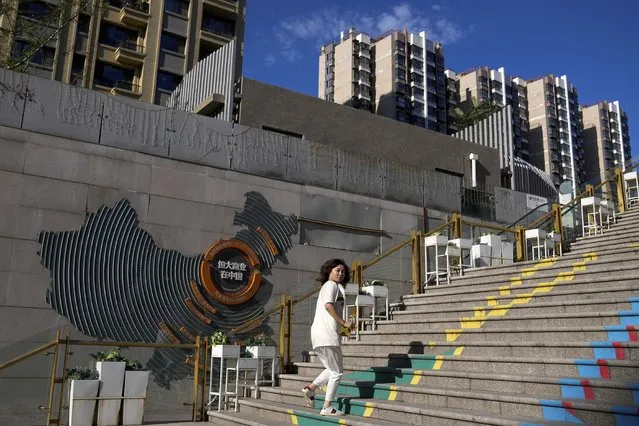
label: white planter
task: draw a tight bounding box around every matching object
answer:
[122,370,149,426]
[246,346,276,359]
[471,244,491,268]
[479,234,502,248]
[361,285,388,298]
[210,344,241,358]
[69,379,99,426]
[96,361,126,426]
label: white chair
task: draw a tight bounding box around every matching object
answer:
[525,228,547,260]
[624,171,639,208]
[580,196,602,236]
[445,238,472,284]
[225,357,259,410]
[604,200,616,228]
[547,231,562,257]
[423,235,449,287]
[360,282,389,328]
[342,283,374,341]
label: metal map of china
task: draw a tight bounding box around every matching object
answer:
[36,191,298,384]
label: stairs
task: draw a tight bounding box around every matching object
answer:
[208,207,639,425]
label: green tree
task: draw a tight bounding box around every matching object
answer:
[450,98,503,131]
[0,0,97,72]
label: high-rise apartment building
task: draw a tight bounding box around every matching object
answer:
[581,101,632,185]
[526,75,584,195]
[0,0,245,106]
[444,69,459,134]
[454,66,530,162]
[319,28,448,133]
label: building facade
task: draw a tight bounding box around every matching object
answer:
[319,28,448,133]
[454,66,530,162]
[0,0,245,106]
[581,101,632,185]
[526,75,584,195]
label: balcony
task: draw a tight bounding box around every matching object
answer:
[94,77,141,97]
[100,39,146,65]
[107,0,150,27]
[200,23,234,47]
[203,0,240,15]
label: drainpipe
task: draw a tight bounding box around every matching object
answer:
[469,153,479,187]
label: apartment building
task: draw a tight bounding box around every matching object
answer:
[581,101,632,185]
[454,66,530,162]
[526,75,584,195]
[319,28,448,133]
[0,0,245,107]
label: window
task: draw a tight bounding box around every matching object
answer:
[94,61,134,86]
[201,15,235,37]
[413,116,425,127]
[412,102,424,114]
[395,40,405,52]
[411,73,423,85]
[410,44,423,58]
[160,32,185,54]
[410,59,423,69]
[411,87,424,98]
[396,96,409,109]
[165,0,189,16]
[397,71,406,81]
[397,111,410,122]
[13,41,55,67]
[71,55,84,81]
[18,1,53,19]
[396,82,408,94]
[156,71,182,92]
[77,14,90,34]
[99,23,139,49]
[396,54,406,67]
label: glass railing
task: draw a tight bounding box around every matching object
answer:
[108,0,149,13]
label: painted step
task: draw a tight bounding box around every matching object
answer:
[338,340,639,360]
[570,239,639,253]
[296,354,638,383]
[281,371,637,406]
[279,372,638,410]
[408,274,639,304]
[401,284,639,312]
[393,296,637,320]
[213,400,398,426]
[356,325,639,346]
[259,380,638,425]
[251,388,572,426]
[207,410,280,425]
[375,311,639,333]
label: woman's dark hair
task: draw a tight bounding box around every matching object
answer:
[316,258,350,285]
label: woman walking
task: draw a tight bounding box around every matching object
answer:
[301,259,352,416]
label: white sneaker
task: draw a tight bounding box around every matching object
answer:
[301,386,315,407]
[320,406,344,416]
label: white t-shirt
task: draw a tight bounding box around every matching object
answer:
[310,280,344,348]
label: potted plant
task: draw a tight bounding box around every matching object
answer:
[361,279,388,298]
[245,332,276,359]
[67,367,99,426]
[210,330,240,358]
[122,358,149,426]
[90,347,126,426]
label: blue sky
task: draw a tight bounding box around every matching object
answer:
[243,0,638,156]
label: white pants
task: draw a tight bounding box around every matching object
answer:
[312,346,344,403]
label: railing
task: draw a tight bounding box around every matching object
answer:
[94,77,141,93]
[0,331,205,424]
[107,0,150,13]
[102,38,145,53]
[201,22,235,38]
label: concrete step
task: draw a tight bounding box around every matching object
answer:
[394,295,637,320]
[207,410,280,426]
[270,371,638,425]
[254,387,573,425]
[568,239,639,254]
[279,371,637,409]
[214,399,398,425]
[338,340,639,361]
[456,246,636,279]
[376,310,639,333]
[402,283,639,312]
[296,353,638,382]
[408,273,639,305]
[356,324,639,346]
[437,256,637,289]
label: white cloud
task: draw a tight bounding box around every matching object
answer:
[264,54,276,67]
[269,3,470,62]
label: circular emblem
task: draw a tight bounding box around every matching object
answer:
[199,239,262,305]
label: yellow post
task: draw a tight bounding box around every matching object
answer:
[56,331,72,426]
[452,212,462,239]
[351,260,358,284]
[411,230,421,295]
[200,339,209,421]
[515,226,526,262]
[286,296,293,371]
[357,261,364,287]
[278,295,286,374]
[585,184,595,197]
[192,335,201,421]
[45,330,61,426]
[616,168,627,213]
[552,204,563,234]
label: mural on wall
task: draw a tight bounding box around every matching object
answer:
[36,191,298,385]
